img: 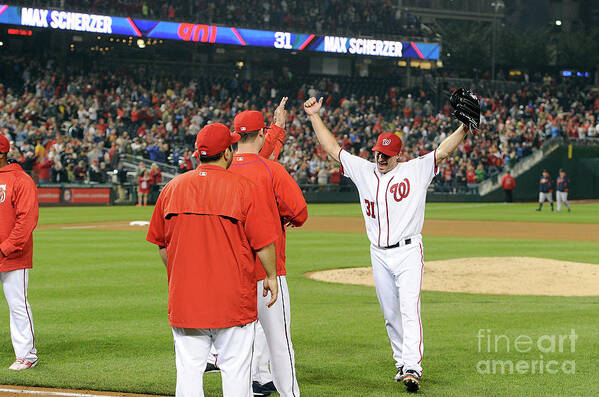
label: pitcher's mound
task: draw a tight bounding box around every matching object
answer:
[307,257,599,296]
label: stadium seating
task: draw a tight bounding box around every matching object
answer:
[14,0,437,39]
[1,55,597,194]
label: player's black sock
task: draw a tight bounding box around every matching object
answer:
[551,203,554,211]
[536,203,542,211]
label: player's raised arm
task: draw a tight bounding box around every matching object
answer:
[304,97,341,162]
[260,97,288,160]
[273,96,288,129]
[436,87,481,166]
[434,124,469,166]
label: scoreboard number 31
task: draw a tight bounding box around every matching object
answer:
[274,32,293,49]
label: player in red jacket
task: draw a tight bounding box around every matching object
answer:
[147,124,279,396]
[231,102,307,397]
[0,134,39,370]
[203,99,291,390]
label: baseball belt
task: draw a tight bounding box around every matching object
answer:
[382,238,412,250]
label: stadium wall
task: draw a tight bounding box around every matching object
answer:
[481,145,599,202]
[35,145,598,206]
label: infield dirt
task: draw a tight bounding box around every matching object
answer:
[300,217,599,296]
[39,216,599,242]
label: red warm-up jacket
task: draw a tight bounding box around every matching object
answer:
[0,163,39,272]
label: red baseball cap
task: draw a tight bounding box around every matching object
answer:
[195,123,241,157]
[0,134,10,153]
[372,132,402,157]
[234,110,265,133]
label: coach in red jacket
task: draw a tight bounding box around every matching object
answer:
[500,170,516,203]
[0,134,39,371]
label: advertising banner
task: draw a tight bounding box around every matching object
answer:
[0,5,440,59]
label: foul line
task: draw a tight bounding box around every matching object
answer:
[0,388,116,397]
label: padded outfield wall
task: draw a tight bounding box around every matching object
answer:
[481,145,599,202]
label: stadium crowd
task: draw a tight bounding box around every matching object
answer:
[16,0,436,39]
[1,56,598,195]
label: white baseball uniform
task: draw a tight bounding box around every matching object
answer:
[538,192,553,204]
[0,163,39,367]
[0,269,37,362]
[252,321,273,385]
[172,323,256,397]
[556,175,571,212]
[339,148,439,376]
[556,191,570,211]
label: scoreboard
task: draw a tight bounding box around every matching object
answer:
[0,5,440,60]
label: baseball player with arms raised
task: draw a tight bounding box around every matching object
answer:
[0,134,39,370]
[303,90,479,393]
[230,100,308,397]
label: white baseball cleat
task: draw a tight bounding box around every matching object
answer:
[394,366,404,382]
[8,358,38,370]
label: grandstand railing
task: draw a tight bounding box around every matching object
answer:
[477,137,563,196]
[124,154,179,182]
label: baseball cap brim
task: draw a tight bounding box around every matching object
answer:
[372,145,399,157]
[193,132,241,158]
[230,132,241,144]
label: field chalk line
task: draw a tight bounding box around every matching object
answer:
[0,388,118,397]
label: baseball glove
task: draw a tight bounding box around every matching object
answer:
[450,88,481,131]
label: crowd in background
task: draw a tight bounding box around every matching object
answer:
[15,0,437,39]
[1,56,598,195]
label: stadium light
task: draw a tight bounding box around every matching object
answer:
[137,39,146,48]
[555,20,562,26]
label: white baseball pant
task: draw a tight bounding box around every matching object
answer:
[371,239,424,376]
[539,192,553,203]
[252,321,273,385]
[0,269,37,362]
[207,345,217,366]
[556,191,570,211]
[205,319,273,383]
[257,276,300,397]
[172,322,256,397]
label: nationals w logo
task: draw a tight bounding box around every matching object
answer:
[0,184,5,204]
[389,178,410,202]
[382,138,392,146]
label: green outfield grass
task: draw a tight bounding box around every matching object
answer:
[0,205,597,396]
[38,202,599,226]
[307,202,599,224]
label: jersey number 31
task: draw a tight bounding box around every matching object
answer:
[364,199,376,219]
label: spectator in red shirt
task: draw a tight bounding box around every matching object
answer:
[329,166,341,184]
[500,170,516,202]
[37,157,54,184]
[137,169,150,207]
[466,165,478,193]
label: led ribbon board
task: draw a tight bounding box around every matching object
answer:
[0,5,440,60]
